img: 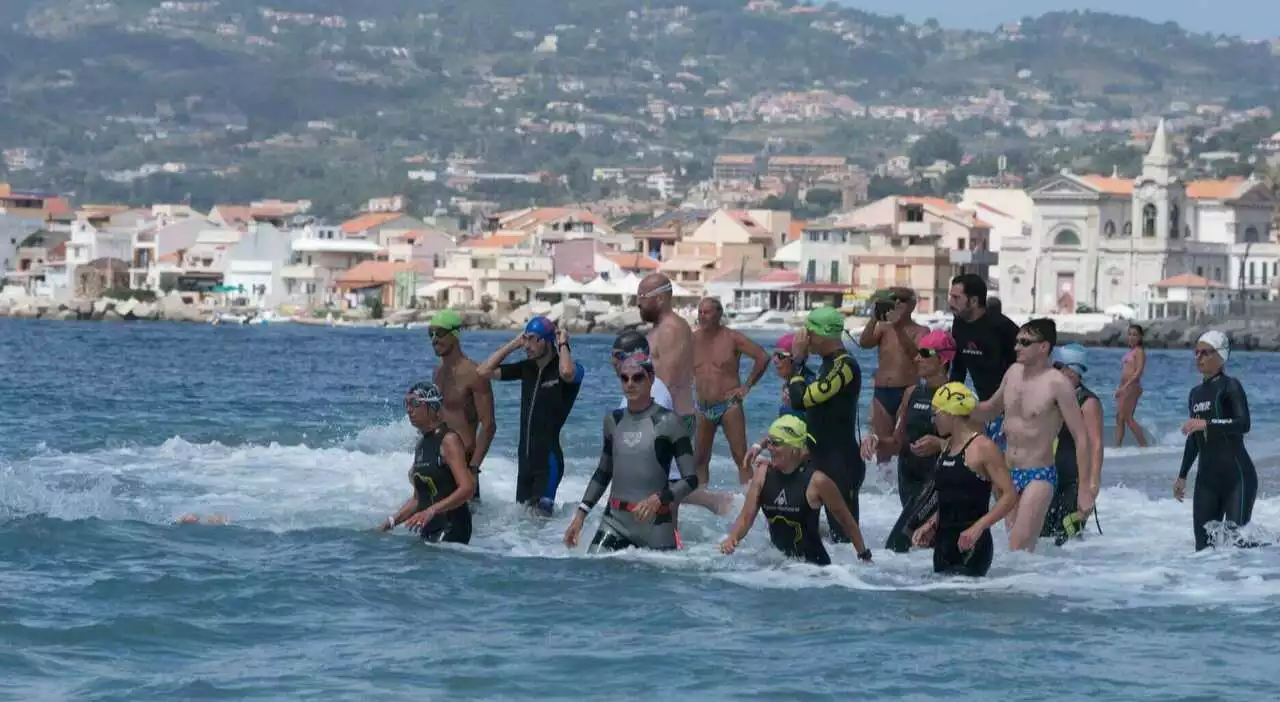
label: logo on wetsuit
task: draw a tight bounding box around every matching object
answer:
[1192,400,1212,413]
[912,401,930,412]
[622,430,643,448]
[774,490,788,507]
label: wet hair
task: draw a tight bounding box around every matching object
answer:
[1019,318,1057,348]
[1129,324,1145,346]
[700,297,724,316]
[887,286,917,303]
[950,273,988,307]
[612,329,649,354]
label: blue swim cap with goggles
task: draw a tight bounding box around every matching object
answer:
[523,316,556,343]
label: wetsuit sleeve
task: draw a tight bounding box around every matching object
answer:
[656,412,699,504]
[581,414,616,508]
[1207,378,1251,438]
[497,359,528,382]
[1179,391,1199,480]
[789,355,858,410]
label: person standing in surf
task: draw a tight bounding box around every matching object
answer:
[720,415,872,565]
[1174,331,1258,551]
[564,353,699,552]
[772,332,814,419]
[911,383,1016,577]
[1114,324,1148,448]
[787,307,865,541]
[692,297,770,486]
[948,274,1019,450]
[428,309,496,504]
[380,381,476,544]
[970,319,1092,552]
[1043,344,1104,545]
[478,316,585,517]
[857,287,928,465]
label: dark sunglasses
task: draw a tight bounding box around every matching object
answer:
[917,348,939,359]
[429,327,456,340]
[772,350,792,360]
[1015,337,1043,348]
[619,372,649,385]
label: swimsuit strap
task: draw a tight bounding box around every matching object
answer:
[946,431,982,456]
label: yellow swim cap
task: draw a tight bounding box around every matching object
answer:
[932,382,978,416]
[767,415,814,449]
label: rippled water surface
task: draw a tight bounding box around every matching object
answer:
[3,319,1279,700]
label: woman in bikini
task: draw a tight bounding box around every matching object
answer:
[1114,324,1148,448]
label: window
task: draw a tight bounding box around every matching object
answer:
[1196,266,1204,277]
[957,238,967,250]
[1169,205,1180,238]
[1249,261,1256,285]
[1053,230,1081,247]
[1104,221,1116,237]
[1214,267,1222,282]
[1123,222,1132,236]
[1245,226,1260,243]
[905,205,925,222]
[1142,204,1157,237]
[806,260,816,283]
[830,261,839,283]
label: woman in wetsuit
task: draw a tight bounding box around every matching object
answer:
[380,381,476,544]
[912,383,1017,577]
[720,415,873,566]
[1174,331,1258,551]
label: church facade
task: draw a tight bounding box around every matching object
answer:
[999,121,1277,316]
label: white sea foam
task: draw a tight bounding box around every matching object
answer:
[4,417,1280,611]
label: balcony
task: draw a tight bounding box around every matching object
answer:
[897,221,943,237]
[280,264,319,280]
[950,250,998,266]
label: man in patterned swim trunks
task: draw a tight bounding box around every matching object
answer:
[971,318,1092,552]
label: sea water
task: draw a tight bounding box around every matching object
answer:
[2,319,1278,700]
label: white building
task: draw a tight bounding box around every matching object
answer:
[426,237,552,309]
[223,222,295,308]
[1000,120,1277,316]
[281,224,384,307]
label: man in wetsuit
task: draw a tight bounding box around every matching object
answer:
[972,319,1091,552]
[1043,344,1104,545]
[428,309,496,504]
[858,287,927,465]
[1174,331,1258,551]
[787,307,864,541]
[948,274,1018,450]
[564,353,699,551]
[721,415,871,565]
[478,316,585,517]
[692,297,769,485]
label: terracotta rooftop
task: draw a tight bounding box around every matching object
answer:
[341,211,406,235]
[335,260,425,287]
[1151,273,1226,289]
[604,252,659,270]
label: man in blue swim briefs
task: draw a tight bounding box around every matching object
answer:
[970,318,1092,552]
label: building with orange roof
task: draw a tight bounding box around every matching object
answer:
[0,183,71,222]
[1001,119,1276,316]
[836,195,996,285]
[425,230,554,310]
[485,207,613,240]
[335,260,429,309]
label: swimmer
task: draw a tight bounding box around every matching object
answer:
[857,287,927,464]
[971,319,1091,552]
[379,381,476,543]
[478,316,585,517]
[721,415,872,565]
[691,296,769,485]
[1043,344,1104,545]
[428,308,496,504]
[911,383,1016,577]
[175,514,229,525]
[771,332,814,420]
[564,353,699,552]
[1175,331,1258,551]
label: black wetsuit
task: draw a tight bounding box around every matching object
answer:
[1043,383,1098,542]
[1179,372,1257,551]
[897,383,940,507]
[760,464,830,566]
[949,311,1018,401]
[410,425,472,544]
[933,433,994,577]
[787,349,864,541]
[497,354,585,514]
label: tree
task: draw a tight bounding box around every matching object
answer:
[910,130,962,168]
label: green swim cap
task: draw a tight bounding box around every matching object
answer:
[805,306,846,338]
[430,309,463,331]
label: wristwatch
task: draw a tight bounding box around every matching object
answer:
[857,549,873,562]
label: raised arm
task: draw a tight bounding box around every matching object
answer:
[469,376,497,468]
[1053,374,1091,490]
[857,317,882,349]
[789,354,858,410]
[721,462,768,553]
[1207,378,1251,437]
[812,471,870,558]
[556,327,580,383]
[478,336,526,380]
[734,330,770,395]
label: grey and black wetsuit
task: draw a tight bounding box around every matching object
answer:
[580,403,699,551]
[932,433,993,577]
[787,349,864,541]
[897,383,940,507]
[1043,383,1098,542]
[1180,372,1257,551]
[760,464,830,565]
[497,354,585,514]
[410,425,472,544]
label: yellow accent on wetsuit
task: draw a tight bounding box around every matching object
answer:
[766,514,805,545]
[790,354,856,409]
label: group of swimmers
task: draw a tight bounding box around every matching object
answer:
[373,272,1260,575]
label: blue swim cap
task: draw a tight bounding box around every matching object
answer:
[523,316,556,342]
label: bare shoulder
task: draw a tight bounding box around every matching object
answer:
[968,435,1002,470]
[909,323,929,340]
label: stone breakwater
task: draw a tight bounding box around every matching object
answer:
[0,295,208,323]
[1067,318,1280,352]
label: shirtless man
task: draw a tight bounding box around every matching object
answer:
[971,318,1091,552]
[692,297,769,485]
[429,308,496,504]
[636,273,731,513]
[857,287,927,465]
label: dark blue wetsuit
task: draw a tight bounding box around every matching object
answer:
[498,353,585,515]
[1043,383,1098,542]
[760,463,830,565]
[410,425,472,544]
[788,350,864,541]
[1180,372,1257,551]
[777,363,816,419]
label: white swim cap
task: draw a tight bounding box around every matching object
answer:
[1196,330,1229,363]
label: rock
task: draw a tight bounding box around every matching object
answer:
[344,307,372,321]
[56,309,78,321]
[593,307,643,332]
[103,310,124,322]
[74,299,93,317]
[564,317,591,334]
[92,298,112,315]
[386,309,416,325]
[132,301,155,320]
[10,303,36,319]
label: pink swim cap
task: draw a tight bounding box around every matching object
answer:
[775,332,796,354]
[918,329,956,363]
